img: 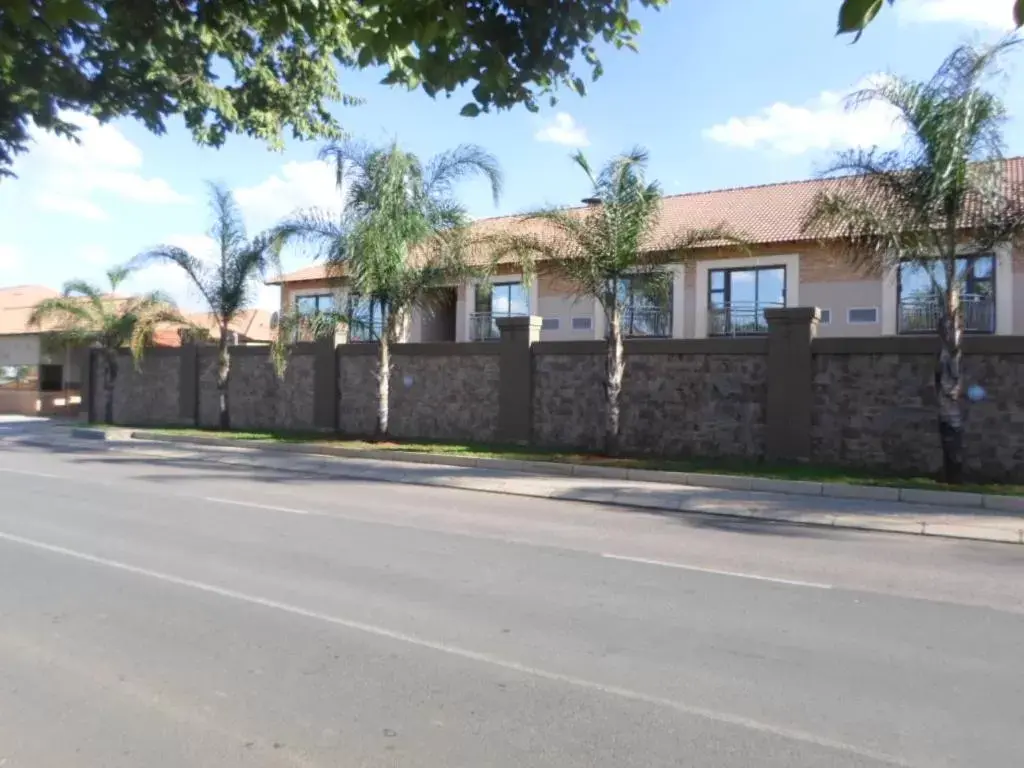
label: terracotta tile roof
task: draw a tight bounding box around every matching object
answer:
[268,157,1024,286]
[0,285,60,335]
[182,309,275,343]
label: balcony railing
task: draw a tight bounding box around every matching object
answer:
[469,311,525,341]
[621,307,671,338]
[708,301,782,336]
[898,294,994,334]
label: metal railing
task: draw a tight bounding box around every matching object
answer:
[707,302,782,336]
[469,311,524,341]
[898,294,994,334]
[621,307,671,338]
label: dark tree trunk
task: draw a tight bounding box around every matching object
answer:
[603,304,624,456]
[103,351,118,425]
[936,296,964,484]
[217,328,231,430]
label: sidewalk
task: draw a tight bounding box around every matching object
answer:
[47,429,1024,546]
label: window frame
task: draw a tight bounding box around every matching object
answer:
[614,274,672,338]
[896,253,996,335]
[706,265,788,336]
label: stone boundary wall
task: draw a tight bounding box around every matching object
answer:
[85,312,1024,480]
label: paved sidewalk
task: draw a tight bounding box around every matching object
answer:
[20,428,1023,545]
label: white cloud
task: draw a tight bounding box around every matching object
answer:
[11,111,189,220]
[534,113,590,148]
[897,0,1015,29]
[0,244,22,270]
[703,75,905,155]
[233,160,343,232]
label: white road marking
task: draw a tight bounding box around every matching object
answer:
[601,553,833,590]
[0,466,63,479]
[203,497,313,516]
[0,530,905,766]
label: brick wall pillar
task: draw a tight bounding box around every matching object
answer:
[312,336,339,431]
[496,316,542,444]
[178,343,199,425]
[765,307,819,462]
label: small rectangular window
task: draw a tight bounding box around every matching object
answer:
[541,317,560,330]
[818,309,831,324]
[571,317,593,331]
[848,307,878,324]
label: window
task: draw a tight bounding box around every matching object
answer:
[348,295,388,342]
[848,307,878,324]
[614,275,671,337]
[571,316,593,331]
[897,254,995,334]
[293,293,336,341]
[0,365,38,391]
[818,309,832,325]
[707,265,786,335]
[541,317,560,331]
[471,281,528,340]
[295,293,334,316]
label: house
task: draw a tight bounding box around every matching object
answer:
[0,285,87,415]
[152,310,276,346]
[267,160,1024,342]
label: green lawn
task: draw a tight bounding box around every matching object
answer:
[125,426,1024,498]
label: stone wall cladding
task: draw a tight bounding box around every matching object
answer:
[225,351,315,431]
[620,353,767,458]
[95,352,180,425]
[389,353,500,441]
[337,352,377,435]
[532,351,767,457]
[197,349,220,428]
[811,351,1024,480]
[532,353,605,449]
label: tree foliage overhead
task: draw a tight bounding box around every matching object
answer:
[0,0,667,176]
[837,0,1023,39]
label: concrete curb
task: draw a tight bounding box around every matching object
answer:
[127,431,1024,515]
[114,433,1024,546]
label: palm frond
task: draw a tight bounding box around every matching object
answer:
[424,144,504,204]
[132,245,216,309]
[207,180,248,258]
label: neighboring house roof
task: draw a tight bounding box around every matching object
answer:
[0,285,60,335]
[183,309,276,343]
[267,156,1024,286]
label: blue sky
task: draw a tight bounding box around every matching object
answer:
[1,0,1021,309]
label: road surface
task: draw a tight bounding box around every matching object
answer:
[0,427,1022,766]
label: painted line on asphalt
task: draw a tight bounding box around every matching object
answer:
[0,466,64,480]
[0,529,904,766]
[601,553,833,590]
[203,497,314,516]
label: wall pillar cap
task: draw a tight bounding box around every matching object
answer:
[764,307,820,324]
[496,315,543,330]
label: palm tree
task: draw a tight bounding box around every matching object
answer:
[28,266,185,424]
[272,140,503,438]
[134,182,281,430]
[499,148,738,455]
[803,40,1024,484]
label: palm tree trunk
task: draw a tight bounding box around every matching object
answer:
[604,304,624,456]
[375,334,391,439]
[103,351,118,425]
[217,328,231,430]
[936,297,964,484]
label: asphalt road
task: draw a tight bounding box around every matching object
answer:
[0,428,1022,766]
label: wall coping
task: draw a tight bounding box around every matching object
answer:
[813,335,1024,356]
[335,341,500,357]
[534,337,770,356]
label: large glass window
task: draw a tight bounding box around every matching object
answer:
[897,254,995,333]
[614,275,671,337]
[472,281,528,340]
[708,266,786,335]
[295,293,334,316]
[0,365,39,391]
[348,295,388,342]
